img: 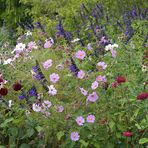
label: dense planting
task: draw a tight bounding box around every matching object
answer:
[0,1,148,147]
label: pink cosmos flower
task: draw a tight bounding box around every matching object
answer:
[56,105,64,112]
[27,41,37,51]
[79,87,88,96]
[96,75,107,82]
[44,41,52,48]
[70,132,80,141]
[43,111,51,118]
[97,62,107,70]
[76,116,85,126]
[42,59,53,70]
[77,70,85,79]
[87,43,93,50]
[87,115,95,123]
[50,73,59,83]
[87,92,99,102]
[75,50,86,60]
[42,100,52,108]
[110,49,117,58]
[91,81,98,90]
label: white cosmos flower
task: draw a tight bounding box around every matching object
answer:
[32,103,41,112]
[112,44,119,48]
[25,31,32,36]
[3,58,14,65]
[12,43,26,54]
[105,43,118,51]
[42,100,52,108]
[8,100,13,108]
[71,38,80,43]
[48,85,57,96]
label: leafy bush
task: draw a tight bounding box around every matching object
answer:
[0,1,148,148]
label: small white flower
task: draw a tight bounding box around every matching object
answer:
[142,65,148,72]
[112,44,119,48]
[25,110,31,116]
[8,100,13,108]
[105,43,118,51]
[105,44,112,51]
[50,37,54,44]
[3,58,14,65]
[25,31,32,36]
[71,38,80,43]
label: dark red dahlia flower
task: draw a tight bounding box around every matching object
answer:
[12,82,22,91]
[0,87,8,96]
[122,131,133,137]
[116,76,126,84]
[137,92,148,100]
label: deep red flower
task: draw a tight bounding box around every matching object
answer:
[12,82,22,91]
[111,82,118,88]
[137,92,148,100]
[122,131,133,137]
[0,87,8,96]
[116,76,126,84]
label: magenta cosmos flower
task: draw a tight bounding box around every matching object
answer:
[87,115,95,123]
[75,50,86,60]
[50,73,59,83]
[42,59,53,70]
[87,92,99,102]
[122,131,133,137]
[70,132,80,141]
[76,116,85,126]
[77,70,85,79]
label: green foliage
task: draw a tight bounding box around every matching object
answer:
[0,0,148,147]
